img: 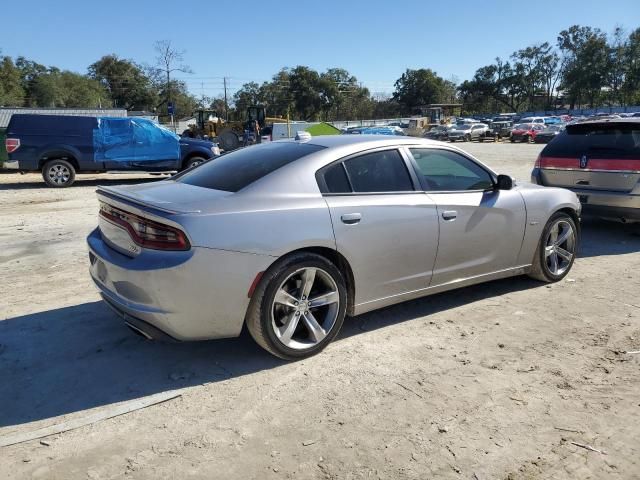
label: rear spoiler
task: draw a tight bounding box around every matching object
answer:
[97,186,202,214]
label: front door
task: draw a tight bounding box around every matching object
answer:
[318,148,440,306]
[406,147,526,286]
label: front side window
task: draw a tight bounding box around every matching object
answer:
[343,150,414,193]
[409,148,494,191]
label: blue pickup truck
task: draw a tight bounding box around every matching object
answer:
[4,114,220,187]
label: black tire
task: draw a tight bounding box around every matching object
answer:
[464,134,471,142]
[528,211,578,283]
[42,159,76,188]
[510,137,515,143]
[182,156,207,171]
[218,131,239,151]
[246,252,347,360]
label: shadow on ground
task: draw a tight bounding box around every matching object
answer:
[0,219,637,429]
[0,175,165,191]
[0,276,538,429]
[578,216,640,257]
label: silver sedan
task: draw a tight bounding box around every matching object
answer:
[88,136,581,359]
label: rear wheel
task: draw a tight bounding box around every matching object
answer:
[528,212,578,282]
[42,159,76,187]
[246,253,347,360]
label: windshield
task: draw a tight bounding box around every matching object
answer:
[513,124,532,130]
[455,124,471,130]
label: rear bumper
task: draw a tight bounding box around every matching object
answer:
[3,160,19,169]
[87,227,275,340]
[531,169,640,221]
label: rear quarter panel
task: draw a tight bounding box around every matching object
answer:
[516,184,581,265]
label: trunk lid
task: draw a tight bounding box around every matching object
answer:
[97,179,232,214]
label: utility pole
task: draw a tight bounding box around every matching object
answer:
[223,77,229,120]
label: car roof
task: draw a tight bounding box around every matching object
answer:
[279,134,436,149]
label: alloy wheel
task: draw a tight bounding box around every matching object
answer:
[271,267,340,350]
[544,219,576,276]
[48,164,71,185]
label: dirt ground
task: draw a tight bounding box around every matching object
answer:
[1,142,639,479]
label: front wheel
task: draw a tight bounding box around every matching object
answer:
[182,156,206,171]
[246,253,347,360]
[42,159,76,187]
[528,212,578,282]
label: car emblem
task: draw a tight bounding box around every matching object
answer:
[580,155,588,169]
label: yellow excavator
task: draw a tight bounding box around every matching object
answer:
[184,105,284,151]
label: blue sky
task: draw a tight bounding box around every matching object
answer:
[1,0,638,98]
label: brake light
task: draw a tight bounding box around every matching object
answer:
[99,202,190,251]
[534,155,541,168]
[5,138,20,153]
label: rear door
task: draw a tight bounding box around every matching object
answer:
[406,147,526,286]
[538,122,640,192]
[318,148,440,306]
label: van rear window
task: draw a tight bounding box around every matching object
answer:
[175,142,325,192]
[542,123,640,158]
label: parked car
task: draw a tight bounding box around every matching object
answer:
[423,125,449,141]
[88,136,580,359]
[485,120,513,141]
[345,126,405,136]
[534,125,565,144]
[510,123,544,143]
[531,118,640,223]
[448,123,488,142]
[4,114,220,187]
[520,116,546,125]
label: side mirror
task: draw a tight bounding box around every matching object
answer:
[496,174,513,190]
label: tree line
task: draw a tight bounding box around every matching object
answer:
[1,25,639,121]
[459,25,640,113]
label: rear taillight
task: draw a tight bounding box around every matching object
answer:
[99,202,190,251]
[534,155,541,168]
[5,138,20,153]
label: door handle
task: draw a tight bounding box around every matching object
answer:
[441,210,457,221]
[341,213,362,225]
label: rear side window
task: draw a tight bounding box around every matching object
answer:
[543,123,640,158]
[343,150,414,193]
[176,142,325,192]
[324,163,351,193]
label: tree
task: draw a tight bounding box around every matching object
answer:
[152,40,192,119]
[623,27,640,104]
[232,81,261,113]
[0,56,26,106]
[88,55,157,110]
[558,25,610,108]
[392,69,450,114]
[15,56,47,106]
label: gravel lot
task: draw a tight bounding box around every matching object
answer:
[1,142,639,479]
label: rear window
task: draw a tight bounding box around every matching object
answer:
[175,142,325,192]
[542,123,640,158]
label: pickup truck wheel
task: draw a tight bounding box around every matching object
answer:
[42,159,76,188]
[183,156,206,171]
